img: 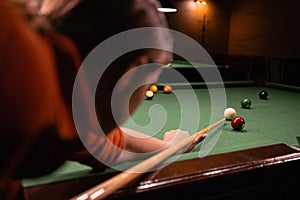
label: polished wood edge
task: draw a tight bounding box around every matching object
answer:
[118,143,300,192]
[23,143,300,200]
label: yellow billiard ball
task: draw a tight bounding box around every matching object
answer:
[149,84,158,93]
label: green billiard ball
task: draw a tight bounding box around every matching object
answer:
[241,98,251,109]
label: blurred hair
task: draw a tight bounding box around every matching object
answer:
[8,0,83,32]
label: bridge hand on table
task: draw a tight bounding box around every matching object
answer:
[163,129,207,154]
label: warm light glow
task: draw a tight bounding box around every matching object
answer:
[157,8,177,13]
[194,0,207,5]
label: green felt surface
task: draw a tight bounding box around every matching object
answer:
[125,85,300,154]
[22,84,300,187]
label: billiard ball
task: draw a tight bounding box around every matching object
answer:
[145,90,154,100]
[149,84,158,93]
[163,85,172,94]
[241,98,251,109]
[231,116,245,131]
[224,107,237,120]
[259,90,268,100]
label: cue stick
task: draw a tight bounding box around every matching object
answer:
[70,118,226,200]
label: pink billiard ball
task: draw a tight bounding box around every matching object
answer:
[231,116,245,131]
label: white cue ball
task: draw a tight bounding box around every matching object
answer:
[224,108,237,120]
[145,90,154,100]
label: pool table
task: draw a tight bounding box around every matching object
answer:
[22,81,300,200]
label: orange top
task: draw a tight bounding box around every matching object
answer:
[0,0,124,181]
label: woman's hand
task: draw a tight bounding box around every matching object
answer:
[163,129,207,154]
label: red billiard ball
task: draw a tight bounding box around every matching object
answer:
[163,85,172,94]
[231,116,245,131]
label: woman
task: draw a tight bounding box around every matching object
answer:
[0,0,206,199]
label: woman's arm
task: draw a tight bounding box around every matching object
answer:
[114,128,207,164]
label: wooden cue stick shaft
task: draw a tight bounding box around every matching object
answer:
[70,118,225,200]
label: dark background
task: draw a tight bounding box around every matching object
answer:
[165,0,300,86]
